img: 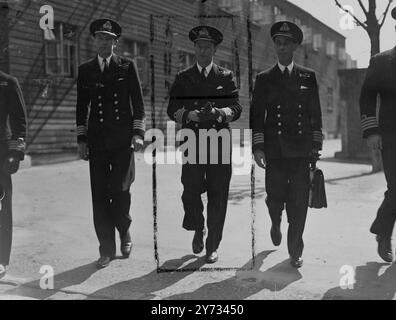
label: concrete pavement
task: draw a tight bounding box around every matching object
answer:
[0,139,395,300]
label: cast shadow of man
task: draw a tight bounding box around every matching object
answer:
[2,262,100,300]
[164,250,302,300]
[86,255,206,300]
[323,262,396,300]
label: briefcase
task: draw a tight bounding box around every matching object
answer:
[308,166,327,209]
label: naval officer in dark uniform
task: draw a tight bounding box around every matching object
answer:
[359,7,396,263]
[76,19,145,268]
[251,21,323,268]
[167,26,242,263]
[0,71,27,278]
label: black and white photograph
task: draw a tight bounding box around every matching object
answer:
[0,0,396,306]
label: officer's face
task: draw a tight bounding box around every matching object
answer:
[94,33,118,57]
[274,36,298,65]
[194,40,217,67]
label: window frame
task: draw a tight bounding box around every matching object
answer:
[44,22,78,78]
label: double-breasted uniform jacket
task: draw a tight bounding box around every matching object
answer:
[167,64,242,134]
[76,54,145,151]
[167,64,242,165]
[0,71,27,160]
[360,47,396,138]
[251,64,323,158]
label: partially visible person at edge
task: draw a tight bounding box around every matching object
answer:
[0,70,27,278]
[359,7,396,264]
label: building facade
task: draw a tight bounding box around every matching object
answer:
[0,0,354,162]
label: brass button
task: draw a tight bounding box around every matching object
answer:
[299,105,302,109]
[116,117,120,120]
[100,119,104,123]
[299,130,302,134]
[115,109,119,113]
[278,131,282,135]
[114,93,118,97]
[277,105,281,109]
[114,101,119,105]
[298,122,302,126]
[195,124,199,128]
[99,111,103,115]
[194,101,198,106]
[98,96,102,99]
[98,103,102,107]
[277,114,281,118]
[278,122,282,126]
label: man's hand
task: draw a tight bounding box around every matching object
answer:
[188,110,201,122]
[199,102,219,122]
[310,148,321,168]
[254,150,266,169]
[367,134,382,150]
[2,156,20,175]
[132,136,144,152]
[78,142,89,161]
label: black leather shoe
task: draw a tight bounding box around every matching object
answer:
[120,231,132,258]
[376,236,393,263]
[270,225,282,246]
[96,256,112,269]
[206,251,218,264]
[290,256,303,268]
[192,229,205,254]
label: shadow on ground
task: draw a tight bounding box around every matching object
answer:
[163,250,302,300]
[2,262,99,299]
[323,262,396,300]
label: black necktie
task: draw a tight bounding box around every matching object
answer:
[201,67,206,79]
[283,67,290,79]
[103,58,109,74]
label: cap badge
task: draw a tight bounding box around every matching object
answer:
[103,21,113,32]
[199,28,209,37]
[280,23,290,32]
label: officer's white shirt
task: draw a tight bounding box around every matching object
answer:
[197,61,213,78]
[278,61,294,74]
[98,54,113,72]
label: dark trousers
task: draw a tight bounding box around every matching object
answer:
[0,163,12,266]
[265,158,310,258]
[181,163,232,253]
[89,147,135,257]
[370,134,396,238]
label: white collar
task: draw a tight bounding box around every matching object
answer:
[278,61,294,73]
[197,61,213,76]
[98,54,112,66]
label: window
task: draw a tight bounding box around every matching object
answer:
[313,34,322,51]
[327,87,334,113]
[122,39,149,90]
[178,50,195,71]
[338,47,347,61]
[44,22,78,78]
[218,0,242,13]
[301,25,312,44]
[326,41,336,57]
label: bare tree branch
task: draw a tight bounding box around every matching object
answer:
[357,0,369,17]
[379,0,394,28]
[334,0,368,30]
